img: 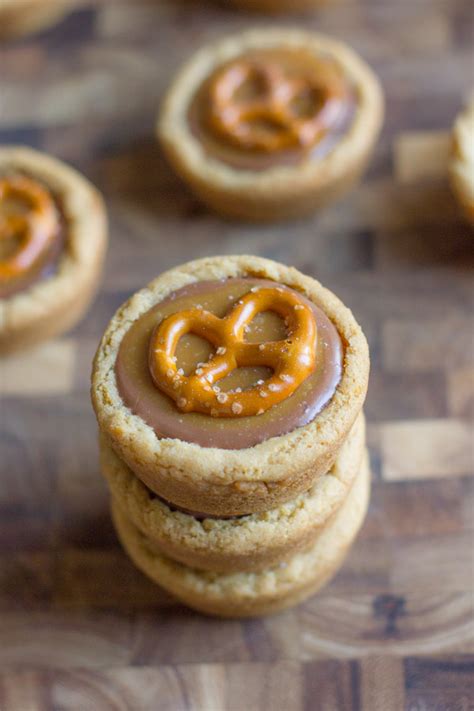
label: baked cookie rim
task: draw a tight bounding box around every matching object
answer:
[0,0,68,8]
[449,101,474,224]
[0,1,72,40]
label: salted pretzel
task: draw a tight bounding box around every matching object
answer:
[149,286,318,418]
[208,59,346,153]
[0,175,59,282]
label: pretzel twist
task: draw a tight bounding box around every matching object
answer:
[0,175,59,282]
[208,60,345,153]
[149,286,318,418]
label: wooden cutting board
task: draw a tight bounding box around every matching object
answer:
[0,1,473,709]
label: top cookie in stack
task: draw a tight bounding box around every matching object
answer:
[91,255,370,616]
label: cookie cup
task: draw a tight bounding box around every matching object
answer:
[112,452,370,618]
[157,29,384,222]
[0,1,72,39]
[0,146,107,354]
[102,414,365,573]
[92,255,369,517]
[449,102,474,225]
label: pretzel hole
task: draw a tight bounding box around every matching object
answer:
[233,74,268,104]
[0,229,23,259]
[243,311,288,343]
[1,193,31,218]
[238,116,287,141]
[287,87,322,120]
[218,366,273,392]
[0,198,29,259]
[175,334,215,376]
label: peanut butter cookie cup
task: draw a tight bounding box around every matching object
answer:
[92,255,369,517]
[101,414,365,573]
[157,29,383,221]
[0,146,107,354]
[112,452,370,618]
[0,1,72,40]
[449,101,474,225]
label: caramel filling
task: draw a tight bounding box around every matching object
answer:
[0,174,65,299]
[116,279,343,449]
[188,48,356,171]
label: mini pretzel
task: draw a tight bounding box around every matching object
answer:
[208,60,346,153]
[0,175,59,282]
[149,286,317,418]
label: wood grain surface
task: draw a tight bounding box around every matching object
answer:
[0,1,473,709]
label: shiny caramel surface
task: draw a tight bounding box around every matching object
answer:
[188,48,356,171]
[116,278,343,449]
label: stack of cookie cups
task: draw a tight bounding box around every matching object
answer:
[92,256,370,617]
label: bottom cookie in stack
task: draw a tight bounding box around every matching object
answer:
[111,455,369,617]
[104,413,369,617]
[101,414,366,574]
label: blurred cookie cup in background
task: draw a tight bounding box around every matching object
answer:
[157,29,384,222]
[0,146,107,354]
[0,0,76,40]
